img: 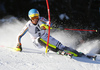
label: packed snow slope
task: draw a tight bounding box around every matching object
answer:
[0,17,100,70]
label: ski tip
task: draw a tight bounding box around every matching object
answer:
[92,56,97,61]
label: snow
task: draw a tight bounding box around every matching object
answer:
[0,17,100,70]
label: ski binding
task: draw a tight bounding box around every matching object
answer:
[57,50,73,58]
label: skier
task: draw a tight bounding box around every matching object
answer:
[16,9,82,57]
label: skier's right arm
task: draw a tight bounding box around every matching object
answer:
[16,24,28,51]
[18,26,28,43]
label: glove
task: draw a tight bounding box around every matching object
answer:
[40,26,46,30]
[16,43,22,52]
[40,24,52,30]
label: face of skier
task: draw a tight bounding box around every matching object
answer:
[31,16,39,25]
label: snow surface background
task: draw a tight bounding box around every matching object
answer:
[0,16,100,70]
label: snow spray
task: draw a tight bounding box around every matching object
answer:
[0,16,100,55]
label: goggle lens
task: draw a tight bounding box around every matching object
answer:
[31,16,39,20]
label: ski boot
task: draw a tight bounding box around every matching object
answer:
[57,50,73,58]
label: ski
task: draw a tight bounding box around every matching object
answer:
[0,45,97,61]
[79,52,97,61]
[85,55,97,61]
[3,47,21,52]
[57,50,97,61]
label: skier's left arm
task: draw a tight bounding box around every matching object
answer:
[39,17,52,30]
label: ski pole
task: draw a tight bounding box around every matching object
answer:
[45,0,51,54]
[52,28,97,32]
[64,28,97,32]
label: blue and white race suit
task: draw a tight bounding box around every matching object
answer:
[17,17,65,51]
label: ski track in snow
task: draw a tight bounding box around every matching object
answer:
[0,47,100,70]
[0,17,100,70]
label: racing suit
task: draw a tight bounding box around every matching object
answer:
[17,17,81,57]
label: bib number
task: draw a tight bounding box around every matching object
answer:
[35,27,41,37]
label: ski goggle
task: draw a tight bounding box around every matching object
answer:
[31,16,39,20]
[29,13,39,18]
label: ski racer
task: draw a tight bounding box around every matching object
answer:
[16,9,83,57]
